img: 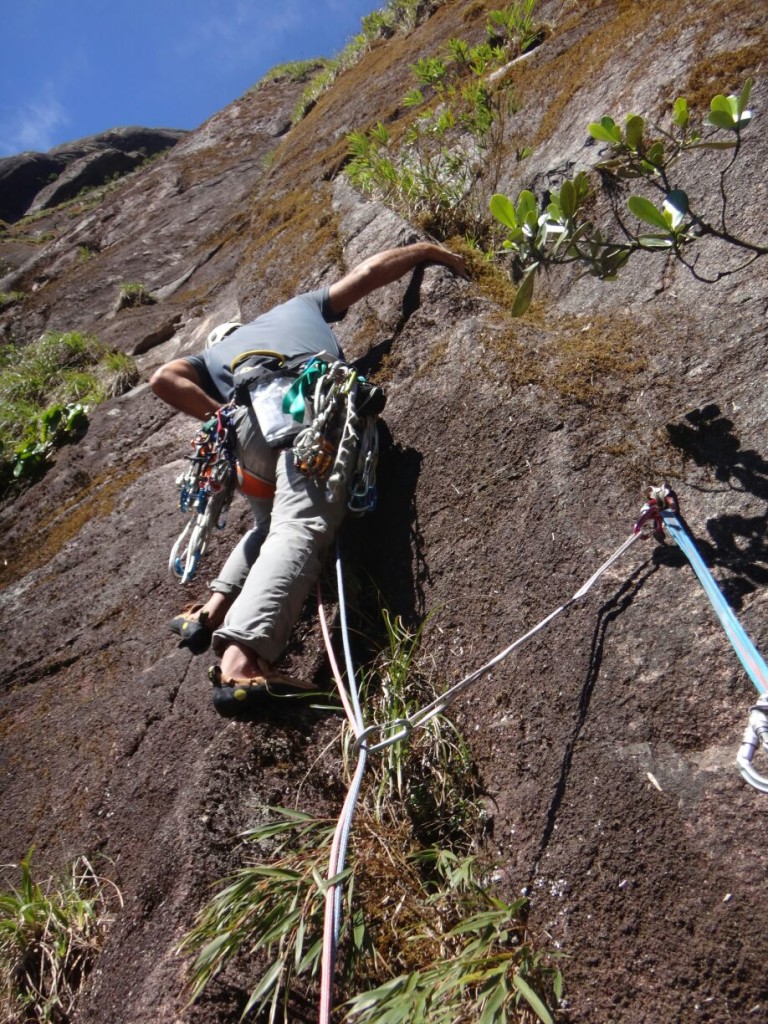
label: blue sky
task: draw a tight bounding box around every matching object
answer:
[1,0,378,157]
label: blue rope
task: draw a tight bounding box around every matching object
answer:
[662,510,768,695]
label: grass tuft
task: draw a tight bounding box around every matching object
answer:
[0,331,139,491]
[181,609,562,1022]
[0,851,122,1024]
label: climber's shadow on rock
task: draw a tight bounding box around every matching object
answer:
[666,403,768,610]
[342,423,428,648]
[666,403,768,500]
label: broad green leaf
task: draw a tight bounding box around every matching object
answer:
[672,97,689,129]
[646,141,664,167]
[637,234,674,248]
[666,187,686,211]
[710,94,733,116]
[624,114,644,151]
[40,404,64,429]
[706,108,736,131]
[516,189,537,221]
[573,170,591,203]
[513,973,554,1024]
[489,193,518,230]
[503,226,525,246]
[511,268,536,317]
[559,178,576,219]
[64,404,88,433]
[738,77,753,115]
[588,118,620,144]
[627,194,670,231]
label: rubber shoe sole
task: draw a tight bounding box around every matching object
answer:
[208,664,319,718]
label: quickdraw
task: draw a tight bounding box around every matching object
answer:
[347,415,379,515]
[169,406,236,584]
[292,361,379,513]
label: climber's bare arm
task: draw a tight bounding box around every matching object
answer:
[149,360,220,420]
[328,242,469,315]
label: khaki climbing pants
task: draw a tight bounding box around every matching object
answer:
[210,403,346,664]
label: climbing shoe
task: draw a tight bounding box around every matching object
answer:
[169,604,213,655]
[208,664,319,719]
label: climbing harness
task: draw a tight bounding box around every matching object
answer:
[169,406,236,584]
[230,350,382,512]
[637,485,768,792]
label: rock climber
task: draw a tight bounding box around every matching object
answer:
[150,241,468,709]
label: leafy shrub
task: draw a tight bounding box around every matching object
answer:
[257,58,329,89]
[0,331,138,490]
[290,0,451,126]
[487,0,544,57]
[490,79,766,314]
[345,20,521,240]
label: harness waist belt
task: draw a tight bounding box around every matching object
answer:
[236,463,276,500]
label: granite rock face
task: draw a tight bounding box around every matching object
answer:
[1,3,767,1023]
[0,126,187,222]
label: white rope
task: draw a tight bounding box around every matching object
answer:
[355,529,644,753]
[316,517,648,1020]
[317,545,369,1024]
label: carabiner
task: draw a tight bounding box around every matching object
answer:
[736,697,768,793]
[354,717,413,753]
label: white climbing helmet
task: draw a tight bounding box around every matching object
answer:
[206,321,242,348]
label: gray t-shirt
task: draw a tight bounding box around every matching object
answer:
[185,287,346,403]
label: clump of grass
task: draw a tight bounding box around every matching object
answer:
[257,58,329,88]
[116,281,155,310]
[181,610,562,1023]
[0,291,24,311]
[0,850,122,1024]
[344,8,526,241]
[291,38,370,124]
[0,331,138,490]
[351,610,481,846]
[346,850,562,1024]
[290,0,450,126]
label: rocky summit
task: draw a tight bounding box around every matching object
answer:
[0,127,187,223]
[1,2,767,1022]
